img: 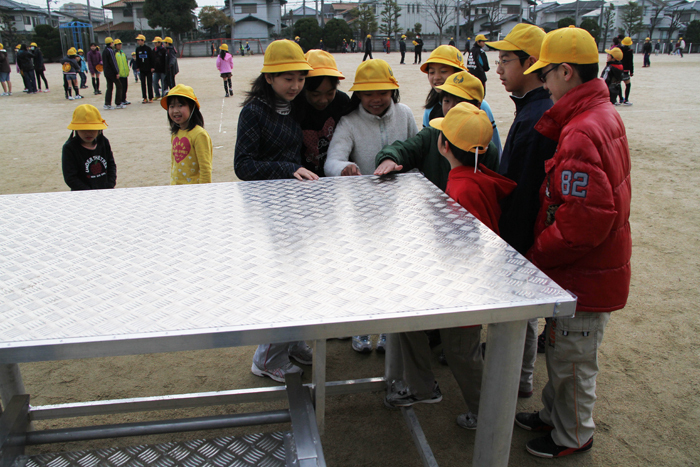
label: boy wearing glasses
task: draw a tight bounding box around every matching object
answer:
[486,23,558,402]
[513,26,632,459]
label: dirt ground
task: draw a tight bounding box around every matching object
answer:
[1,50,699,466]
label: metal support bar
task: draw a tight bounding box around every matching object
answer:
[25,409,290,445]
[0,395,29,467]
[473,320,528,467]
[0,365,26,413]
[311,339,326,434]
[285,372,325,467]
[30,378,386,421]
[400,407,439,467]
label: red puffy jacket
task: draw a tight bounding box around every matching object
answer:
[527,78,631,313]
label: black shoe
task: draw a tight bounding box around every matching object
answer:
[518,389,534,398]
[97,90,102,94]
[526,433,593,458]
[426,329,441,348]
[537,329,546,353]
[515,411,554,432]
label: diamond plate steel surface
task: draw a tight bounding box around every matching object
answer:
[25,432,288,467]
[0,174,573,358]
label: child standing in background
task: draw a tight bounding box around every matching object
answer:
[60,47,82,100]
[234,39,317,383]
[163,84,212,184]
[77,49,89,89]
[130,52,140,82]
[324,58,418,355]
[114,39,131,105]
[215,44,233,97]
[62,104,117,190]
[87,43,102,95]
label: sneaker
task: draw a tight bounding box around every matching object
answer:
[613,102,621,106]
[0,92,7,96]
[103,105,113,110]
[44,88,50,92]
[149,98,153,103]
[456,412,478,430]
[96,90,102,94]
[123,100,131,105]
[114,104,126,109]
[526,433,593,458]
[515,411,554,432]
[250,361,302,383]
[74,95,83,99]
[384,383,442,408]
[518,389,534,398]
[623,101,633,105]
[80,85,88,89]
[225,92,229,97]
[142,99,149,104]
[68,96,75,100]
[289,343,313,366]
[376,333,387,353]
[352,335,372,353]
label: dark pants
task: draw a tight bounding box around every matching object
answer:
[120,77,128,102]
[24,70,37,93]
[105,75,123,106]
[414,49,422,64]
[140,70,153,100]
[400,51,405,64]
[35,69,48,90]
[79,71,87,87]
[643,52,651,67]
[363,50,373,61]
[165,67,176,91]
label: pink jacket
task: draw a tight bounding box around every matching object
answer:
[216,52,233,74]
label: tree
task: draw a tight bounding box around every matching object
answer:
[426,0,455,44]
[665,7,683,42]
[414,22,423,34]
[618,1,645,37]
[143,0,198,40]
[459,0,475,38]
[558,17,576,28]
[1,12,20,62]
[198,6,233,37]
[580,18,601,44]
[379,0,403,43]
[484,0,502,40]
[686,19,700,44]
[351,4,378,39]
[32,25,61,61]
[648,1,667,39]
[324,18,353,50]
[294,17,323,51]
[601,4,615,48]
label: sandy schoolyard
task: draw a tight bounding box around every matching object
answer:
[0,50,698,466]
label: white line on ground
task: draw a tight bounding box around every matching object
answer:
[219,98,226,133]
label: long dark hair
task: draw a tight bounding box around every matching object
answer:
[242,72,308,113]
[166,95,204,135]
[344,89,400,116]
[219,49,228,60]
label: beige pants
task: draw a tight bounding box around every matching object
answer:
[539,311,611,448]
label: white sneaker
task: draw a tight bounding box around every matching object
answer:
[103,105,113,110]
[289,343,313,365]
[114,104,126,109]
[0,92,8,96]
[68,96,75,100]
[74,95,83,99]
[352,335,373,353]
[251,361,303,383]
[43,88,50,93]
[457,412,478,430]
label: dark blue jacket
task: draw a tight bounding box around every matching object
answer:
[498,86,558,255]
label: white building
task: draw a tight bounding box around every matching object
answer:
[223,0,285,39]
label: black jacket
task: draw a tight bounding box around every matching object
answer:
[414,38,423,52]
[498,86,558,255]
[0,50,10,74]
[17,50,35,71]
[642,42,652,54]
[153,46,167,73]
[32,48,45,70]
[101,45,119,79]
[135,44,154,72]
[62,134,117,190]
[467,44,488,85]
[59,55,81,73]
[365,37,372,52]
[399,39,406,52]
[620,45,634,74]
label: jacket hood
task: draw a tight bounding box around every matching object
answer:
[450,164,517,200]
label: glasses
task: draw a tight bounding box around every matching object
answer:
[495,58,519,66]
[539,64,561,83]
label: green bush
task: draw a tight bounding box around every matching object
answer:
[32,25,62,62]
[293,17,323,52]
[324,18,353,50]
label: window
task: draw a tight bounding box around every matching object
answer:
[123,6,133,17]
[24,16,31,25]
[234,4,257,13]
[504,5,519,14]
[416,4,420,13]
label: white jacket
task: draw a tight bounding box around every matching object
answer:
[324,101,419,176]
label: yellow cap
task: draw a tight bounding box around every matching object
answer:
[67,104,108,131]
[430,102,492,153]
[113,39,122,45]
[30,42,37,47]
[78,48,84,53]
[163,37,173,44]
[16,44,21,49]
[367,34,372,38]
[604,48,623,61]
[485,23,546,58]
[420,45,466,73]
[305,50,345,79]
[475,34,487,42]
[401,35,406,39]
[348,59,399,92]
[645,37,650,41]
[524,26,598,75]
[161,84,201,110]
[622,36,633,46]
[220,44,229,51]
[0,44,4,50]
[105,37,113,44]
[295,36,300,40]
[260,40,313,74]
[67,47,77,55]
[135,34,146,41]
[131,51,136,55]
[436,71,484,104]
[153,36,163,43]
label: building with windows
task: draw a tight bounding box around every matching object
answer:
[0,0,62,33]
[59,2,107,23]
[223,0,285,39]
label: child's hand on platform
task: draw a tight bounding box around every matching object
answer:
[374,159,403,175]
[293,167,320,180]
[341,164,361,176]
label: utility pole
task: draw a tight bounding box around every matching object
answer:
[574,0,580,26]
[229,0,234,42]
[101,0,110,36]
[86,0,95,43]
[46,0,52,27]
[315,0,319,24]
[456,0,461,46]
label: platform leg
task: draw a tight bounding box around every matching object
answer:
[473,320,527,467]
[0,365,26,413]
[311,339,326,434]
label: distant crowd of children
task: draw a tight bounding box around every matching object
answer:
[50,28,634,459]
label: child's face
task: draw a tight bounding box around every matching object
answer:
[90,45,96,51]
[305,77,337,111]
[168,99,191,127]
[607,54,614,62]
[359,90,392,116]
[266,71,306,102]
[77,130,98,144]
[428,64,456,89]
[496,51,530,96]
[442,93,465,115]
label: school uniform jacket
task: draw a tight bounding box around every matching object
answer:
[101,46,119,79]
[87,49,102,74]
[528,78,632,312]
[134,44,154,72]
[62,134,117,190]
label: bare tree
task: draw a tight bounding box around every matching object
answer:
[665,6,683,42]
[426,0,456,44]
[601,3,615,48]
[484,0,502,40]
[459,0,475,38]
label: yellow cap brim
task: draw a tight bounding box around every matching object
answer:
[348,82,399,92]
[68,122,107,130]
[435,83,480,103]
[307,67,345,79]
[429,117,445,131]
[260,62,314,74]
[484,40,520,51]
[161,94,200,110]
[419,58,465,74]
[523,59,549,75]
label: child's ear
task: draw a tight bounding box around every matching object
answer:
[264,74,274,85]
